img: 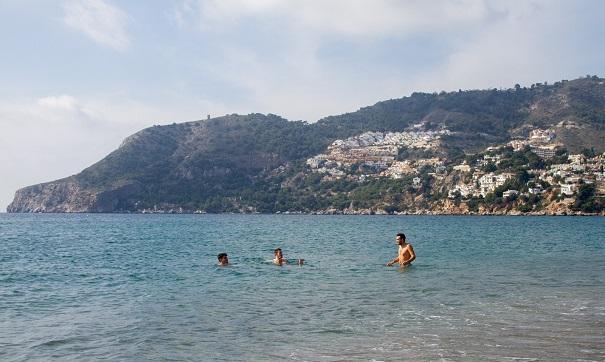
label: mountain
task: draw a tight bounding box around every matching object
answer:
[8,76,605,214]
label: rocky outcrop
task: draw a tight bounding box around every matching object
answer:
[7,179,96,213]
[7,179,144,213]
[433,199,471,214]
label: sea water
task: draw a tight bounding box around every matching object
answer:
[0,214,603,361]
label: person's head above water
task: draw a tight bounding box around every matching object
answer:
[273,248,284,264]
[396,233,406,245]
[217,253,229,266]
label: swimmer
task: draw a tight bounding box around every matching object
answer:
[273,248,304,266]
[386,233,416,267]
[217,252,229,266]
[273,248,285,265]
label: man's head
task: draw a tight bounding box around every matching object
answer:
[396,233,406,245]
[217,253,228,265]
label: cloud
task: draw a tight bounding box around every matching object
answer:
[407,1,605,93]
[0,96,107,210]
[35,94,102,123]
[63,0,130,50]
[168,1,498,121]
[174,0,491,38]
[37,95,77,110]
[167,0,605,123]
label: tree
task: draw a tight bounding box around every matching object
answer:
[517,170,530,185]
[572,184,604,212]
[482,163,497,172]
[467,197,481,212]
[581,147,596,158]
[484,192,496,203]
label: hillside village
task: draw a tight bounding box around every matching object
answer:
[306,128,450,181]
[304,125,605,215]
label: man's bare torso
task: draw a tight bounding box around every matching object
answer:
[398,244,414,266]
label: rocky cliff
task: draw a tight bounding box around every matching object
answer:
[8,179,94,213]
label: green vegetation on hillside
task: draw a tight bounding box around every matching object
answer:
[8,76,605,214]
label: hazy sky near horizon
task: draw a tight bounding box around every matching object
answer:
[1,0,605,210]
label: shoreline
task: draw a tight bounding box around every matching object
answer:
[3,210,604,216]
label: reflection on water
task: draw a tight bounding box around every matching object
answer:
[1,214,604,361]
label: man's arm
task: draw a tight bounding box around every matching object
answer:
[386,256,399,266]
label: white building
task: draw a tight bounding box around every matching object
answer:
[508,139,529,151]
[484,154,502,164]
[531,144,558,159]
[568,154,586,164]
[453,163,472,172]
[448,184,476,198]
[416,158,443,167]
[530,129,555,142]
[412,177,422,188]
[503,190,519,199]
[528,187,544,194]
[565,176,581,184]
[560,184,577,196]
[306,155,328,168]
[479,173,513,196]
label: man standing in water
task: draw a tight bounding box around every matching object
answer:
[386,233,416,267]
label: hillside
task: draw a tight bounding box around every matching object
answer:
[7,76,605,214]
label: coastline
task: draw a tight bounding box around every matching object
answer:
[4,209,604,216]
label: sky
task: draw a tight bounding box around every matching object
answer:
[1,0,605,210]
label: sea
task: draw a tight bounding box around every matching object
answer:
[0,214,603,361]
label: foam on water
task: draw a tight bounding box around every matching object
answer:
[1,214,604,361]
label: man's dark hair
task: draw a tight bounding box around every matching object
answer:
[396,233,406,241]
[274,248,282,255]
[217,253,228,261]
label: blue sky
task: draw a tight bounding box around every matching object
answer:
[1,0,605,209]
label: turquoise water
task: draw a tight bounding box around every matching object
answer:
[1,214,604,361]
